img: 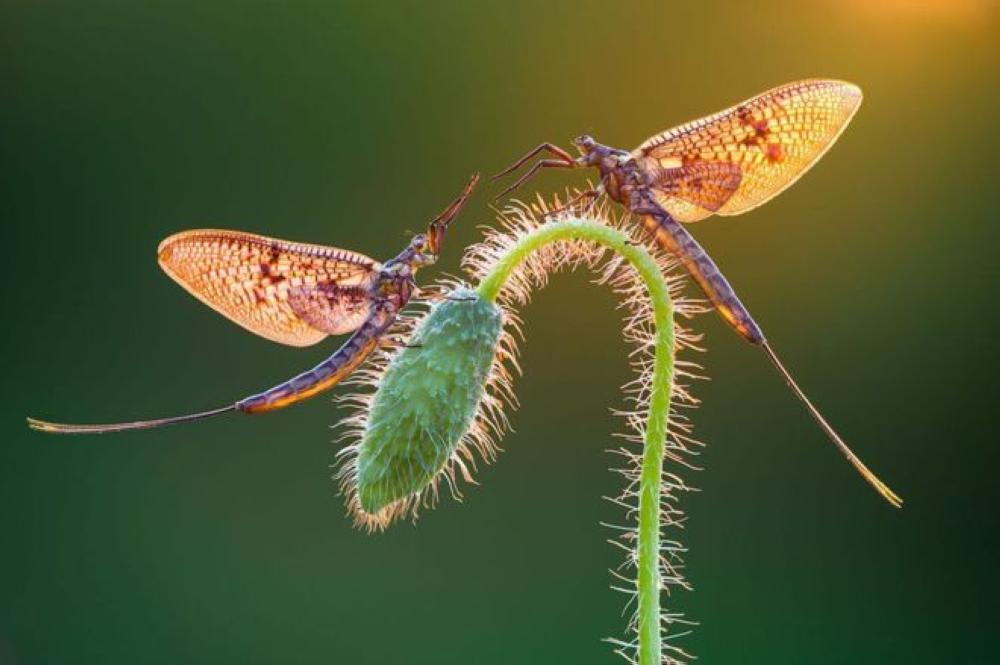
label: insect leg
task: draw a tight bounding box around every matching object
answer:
[491,143,576,181]
[427,173,480,255]
[494,159,575,201]
[544,187,602,219]
[412,287,477,304]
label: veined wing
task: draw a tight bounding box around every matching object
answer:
[633,79,862,222]
[158,229,379,346]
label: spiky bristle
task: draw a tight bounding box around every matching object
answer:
[335,287,510,531]
[463,193,706,664]
[335,192,707,663]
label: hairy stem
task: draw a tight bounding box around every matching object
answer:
[477,219,675,665]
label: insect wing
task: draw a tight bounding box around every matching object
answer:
[286,282,374,337]
[158,229,379,346]
[644,161,743,221]
[634,79,862,222]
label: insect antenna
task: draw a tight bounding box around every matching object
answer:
[26,404,236,435]
[760,342,902,508]
[426,173,479,255]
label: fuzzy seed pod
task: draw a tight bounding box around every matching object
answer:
[337,197,706,663]
[339,287,506,528]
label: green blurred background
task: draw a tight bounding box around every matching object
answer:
[3,1,997,663]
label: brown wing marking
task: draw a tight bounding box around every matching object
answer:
[646,161,743,222]
[634,79,862,222]
[157,229,378,346]
[287,283,372,336]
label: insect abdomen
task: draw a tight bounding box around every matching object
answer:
[638,211,765,345]
[236,314,387,413]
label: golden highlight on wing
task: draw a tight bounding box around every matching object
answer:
[648,161,744,215]
[157,229,378,346]
[634,79,863,222]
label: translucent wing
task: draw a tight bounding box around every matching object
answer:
[286,282,373,337]
[157,229,379,346]
[645,161,743,216]
[633,79,862,222]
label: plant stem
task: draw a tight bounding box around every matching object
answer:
[477,219,675,665]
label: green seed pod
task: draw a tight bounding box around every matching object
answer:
[345,287,503,526]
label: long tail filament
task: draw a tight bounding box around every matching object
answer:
[26,404,236,435]
[761,342,902,508]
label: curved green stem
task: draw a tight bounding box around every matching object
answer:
[478,219,675,665]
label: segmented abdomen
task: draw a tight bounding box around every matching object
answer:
[236,308,393,413]
[638,210,765,345]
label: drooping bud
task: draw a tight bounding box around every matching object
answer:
[340,287,505,529]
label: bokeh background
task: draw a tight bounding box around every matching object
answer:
[3,1,997,663]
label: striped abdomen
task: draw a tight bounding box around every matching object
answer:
[236,309,393,414]
[637,209,765,344]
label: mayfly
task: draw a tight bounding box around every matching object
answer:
[28,174,479,434]
[493,79,901,507]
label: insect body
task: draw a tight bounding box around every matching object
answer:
[494,80,901,507]
[27,174,479,434]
